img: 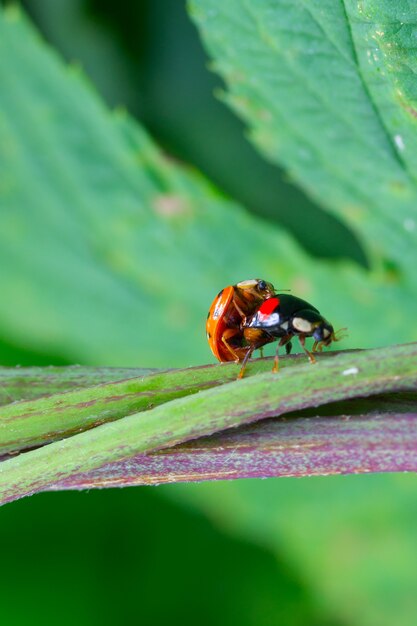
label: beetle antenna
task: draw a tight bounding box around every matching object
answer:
[333,327,348,342]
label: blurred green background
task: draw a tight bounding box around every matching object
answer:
[1,1,417,625]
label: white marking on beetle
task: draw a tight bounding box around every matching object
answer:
[251,312,280,327]
[292,317,313,333]
[237,279,258,288]
[394,134,405,151]
[322,328,331,338]
[213,300,226,319]
[342,367,359,376]
[403,218,415,232]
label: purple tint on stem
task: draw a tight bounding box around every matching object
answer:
[48,412,417,490]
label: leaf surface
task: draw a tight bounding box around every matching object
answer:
[1,6,417,623]
[189,0,417,280]
[0,4,416,372]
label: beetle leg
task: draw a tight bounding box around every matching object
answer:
[234,300,247,319]
[221,328,243,362]
[238,328,275,378]
[272,343,280,373]
[299,335,316,364]
[237,346,254,379]
[285,340,293,355]
[237,337,270,379]
[273,335,292,373]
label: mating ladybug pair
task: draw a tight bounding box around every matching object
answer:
[206,279,342,378]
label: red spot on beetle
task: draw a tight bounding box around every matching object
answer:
[258,297,280,316]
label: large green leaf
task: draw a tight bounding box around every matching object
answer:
[172,473,417,626]
[0,4,415,372]
[0,5,301,365]
[189,0,417,278]
[184,3,417,625]
[1,6,417,626]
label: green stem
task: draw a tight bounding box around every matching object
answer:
[0,354,310,455]
[0,366,156,406]
[0,343,416,505]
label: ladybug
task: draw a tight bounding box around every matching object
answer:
[206,279,276,362]
[239,294,342,378]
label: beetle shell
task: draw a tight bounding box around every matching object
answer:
[246,294,334,344]
[206,286,236,361]
[235,293,343,378]
[206,279,276,362]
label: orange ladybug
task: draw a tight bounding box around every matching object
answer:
[206,279,276,362]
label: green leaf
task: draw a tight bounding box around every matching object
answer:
[171,473,417,626]
[0,3,416,370]
[345,1,417,175]
[189,0,417,277]
[0,5,302,366]
[1,6,417,624]
[184,5,417,622]
[0,342,417,505]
